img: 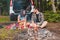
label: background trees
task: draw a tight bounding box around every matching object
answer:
[0,0,9,15]
[51,0,56,13]
[0,0,60,15]
[34,0,60,13]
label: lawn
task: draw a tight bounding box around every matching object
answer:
[0,16,10,23]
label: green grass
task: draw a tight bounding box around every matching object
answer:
[0,16,10,23]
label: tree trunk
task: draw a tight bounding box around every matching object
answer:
[0,8,1,15]
[51,0,56,13]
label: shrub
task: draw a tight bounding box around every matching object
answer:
[44,11,60,22]
[2,11,9,16]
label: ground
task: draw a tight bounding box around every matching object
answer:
[1,22,60,35]
[46,22,60,36]
[0,16,60,40]
[0,22,60,40]
[46,22,60,40]
[12,22,60,40]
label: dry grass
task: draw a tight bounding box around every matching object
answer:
[0,27,20,40]
[0,16,10,23]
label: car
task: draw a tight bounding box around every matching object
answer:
[9,0,31,21]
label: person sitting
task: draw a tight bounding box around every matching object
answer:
[31,7,48,28]
[17,9,26,29]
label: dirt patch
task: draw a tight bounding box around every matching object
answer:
[46,22,60,37]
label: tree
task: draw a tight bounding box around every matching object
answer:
[51,0,56,13]
[0,0,9,15]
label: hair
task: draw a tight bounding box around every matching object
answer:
[34,7,40,11]
[20,9,26,16]
[34,7,37,9]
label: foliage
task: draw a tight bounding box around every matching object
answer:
[44,11,60,22]
[0,0,9,16]
[0,28,20,40]
[2,11,9,16]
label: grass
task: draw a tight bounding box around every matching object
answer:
[0,27,20,40]
[0,16,10,23]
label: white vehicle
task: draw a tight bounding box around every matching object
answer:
[9,0,31,21]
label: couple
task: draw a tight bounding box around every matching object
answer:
[17,7,48,29]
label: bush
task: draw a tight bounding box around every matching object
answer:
[44,11,60,22]
[2,11,9,16]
